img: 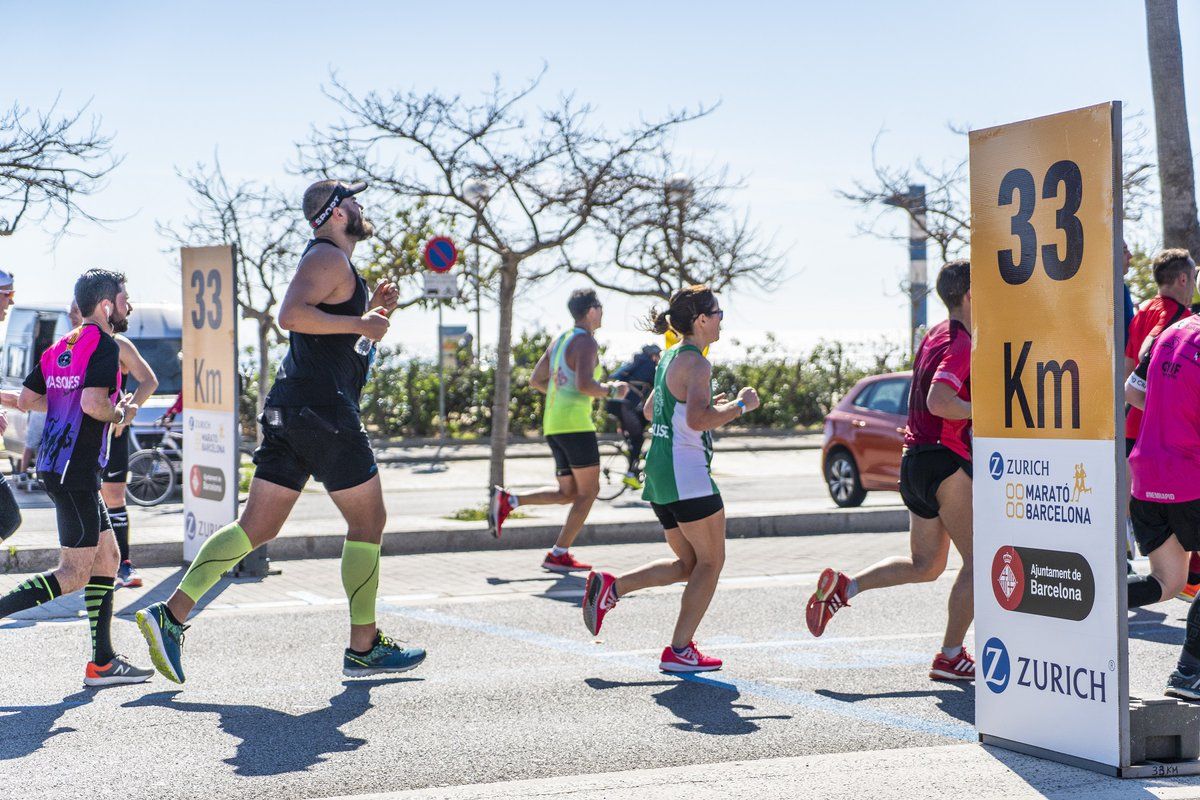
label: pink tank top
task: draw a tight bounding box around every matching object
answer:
[1129,315,1200,503]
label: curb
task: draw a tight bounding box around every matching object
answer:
[0,507,907,574]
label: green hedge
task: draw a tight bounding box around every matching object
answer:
[239,331,908,439]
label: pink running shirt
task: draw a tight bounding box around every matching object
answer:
[1130,315,1200,503]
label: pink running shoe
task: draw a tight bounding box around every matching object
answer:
[659,642,722,673]
[929,648,976,681]
[582,571,617,635]
[488,486,513,539]
[544,550,592,574]
[805,567,851,638]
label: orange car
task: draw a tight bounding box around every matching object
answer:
[822,371,912,507]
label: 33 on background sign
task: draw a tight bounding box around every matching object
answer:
[969,102,1119,441]
[189,268,223,330]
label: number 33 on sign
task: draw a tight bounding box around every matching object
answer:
[968,102,1121,442]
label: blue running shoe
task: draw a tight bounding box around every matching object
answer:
[343,631,426,677]
[136,602,187,684]
[1166,665,1200,701]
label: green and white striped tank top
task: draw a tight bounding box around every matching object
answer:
[642,344,718,504]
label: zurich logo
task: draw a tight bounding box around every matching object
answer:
[982,636,1011,694]
[989,451,1004,481]
[185,512,197,540]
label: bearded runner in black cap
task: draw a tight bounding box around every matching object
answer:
[137,179,426,684]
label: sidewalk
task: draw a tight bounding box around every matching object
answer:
[319,744,1200,800]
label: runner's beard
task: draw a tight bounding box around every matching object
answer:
[344,207,375,241]
[111,311,129,334]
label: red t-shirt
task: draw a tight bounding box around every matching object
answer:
[1126,296,1191,440]
[904,319,972,461]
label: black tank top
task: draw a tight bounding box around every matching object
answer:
[269,238,370,409]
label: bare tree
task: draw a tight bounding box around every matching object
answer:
[158,158,305,438]
[840,120,1160,272]
[564,159,783,298]
[0,98,121,237]
[356,200,443,308]
[300,70,707,487]
[1146,0,1200,257]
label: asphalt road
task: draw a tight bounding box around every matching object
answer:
[1,533,1197,799]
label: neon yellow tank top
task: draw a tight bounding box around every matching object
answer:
[543,327,601,435]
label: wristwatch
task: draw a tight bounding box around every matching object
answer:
[736,399,747,415]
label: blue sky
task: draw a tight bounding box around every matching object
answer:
[4,1,1198,359]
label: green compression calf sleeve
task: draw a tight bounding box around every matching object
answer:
[179,523,253,602]
[342,540,381,625]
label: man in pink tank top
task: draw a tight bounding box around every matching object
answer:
[1125,252,1200,700]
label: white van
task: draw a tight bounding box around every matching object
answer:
[1,303,183,458]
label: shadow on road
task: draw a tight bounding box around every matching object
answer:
[0,688,96,760]
[815,684,974,725]
[1129,607,1184,645]
[121,678,417,776]
[487,571,586,604]
[585,676,791,735]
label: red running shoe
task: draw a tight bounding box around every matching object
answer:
[805,567,851,637]
[582,571,617,635]
[660,642,722,673]
[544,550,591,573]
[488,486,513,539]
[929,648,975,681]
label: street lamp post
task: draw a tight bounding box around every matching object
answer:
[665,173,694,289]
[884,183,928,356]
[463,178,491,363]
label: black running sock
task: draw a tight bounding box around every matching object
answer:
[1184,594,1200,665]
[84,576,116,665]
[110,506,130,563]
[1128,574,1164,608]
[0,573,61,618]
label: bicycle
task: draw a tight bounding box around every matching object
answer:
[126,425,183,507]
[597,414,645,501]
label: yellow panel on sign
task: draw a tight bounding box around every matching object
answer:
[181,245,237,415]
[969,103,1119,441]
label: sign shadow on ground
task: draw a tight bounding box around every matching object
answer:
[814,685,974,726]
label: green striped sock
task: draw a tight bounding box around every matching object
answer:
[0,572,61,618]
[84,576,115,665]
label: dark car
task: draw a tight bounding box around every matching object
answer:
[822,371,912,507]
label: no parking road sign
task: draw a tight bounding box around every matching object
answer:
[423,237,458,273]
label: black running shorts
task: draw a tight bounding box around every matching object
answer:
[43,476,112,549]
[101,428,130,484]
[651,493,724,530]
[546,432,600,476]
[1130,497,1200,556]
[899,445,972,520]
[253,405,378,493]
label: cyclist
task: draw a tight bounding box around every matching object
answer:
[605,344,660,489]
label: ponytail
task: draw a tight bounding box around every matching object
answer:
[642,285,716,338]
